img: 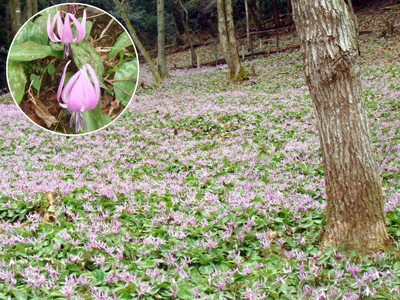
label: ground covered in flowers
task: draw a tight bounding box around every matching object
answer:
[0,33,400,299]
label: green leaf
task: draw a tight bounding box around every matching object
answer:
[40,6,59,17]
[30,74,41,91]
[9,41,56,61]
[49,41,64,52]
[7,61,27,105]
[13,289,27,300]
[81,97,112,133]
[108,32,133,61]
[13,22,34,45]
[177,285,193,300]
[114,58,138,106]
[71,40,105,88]
[29,16,49,45]
[63,72,75,86]
[48,64,55,76]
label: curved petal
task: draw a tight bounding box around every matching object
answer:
[57,60,72,104]
[69,11,86,42]
[61,70,81,106]
[67,73,85,111]
[56,12,64,41]
[47,12,61,42]
[79,68,98,111]
[61,14,74,43]
[85,64,100,105]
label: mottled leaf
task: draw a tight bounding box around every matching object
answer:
[9,41,56,61]
[29,16,49,45]
[108,32,133,61]
[49,41,64,52]
[81,98,112,133]
[71,40,104,86]
[13,22,33,45]
[7,61,27,105]
[114,58,138,106]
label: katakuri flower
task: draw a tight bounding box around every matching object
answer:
[47,10,86,58]
[57,60,100,133]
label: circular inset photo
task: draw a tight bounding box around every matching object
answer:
[6,3,139,135]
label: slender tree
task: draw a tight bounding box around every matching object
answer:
[217,0,247,82]
[271,0,281,28]
[292,0,390,253]
[244,0,250,49]
[173,0,197,67]
[113,0,162,83]
[26,0,33,20]
[157,0,169,77]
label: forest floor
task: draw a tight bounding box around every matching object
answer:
[1,4,400,300]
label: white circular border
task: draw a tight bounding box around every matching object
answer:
[6,2,140,137]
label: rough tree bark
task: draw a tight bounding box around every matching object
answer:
[173,0,197,66]
[157,0,169,77]
[217,0,247,82]
[271,0,281,29]
[113,0,162,83]
[291,0,390,253]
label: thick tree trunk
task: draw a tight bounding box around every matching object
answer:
[157,0,169,77]
[173,0,197,66]
[9,0,22,37]
[271,0,281,29]
[113,0,162,83]
[292,0,390,253]
[217,0,247,82]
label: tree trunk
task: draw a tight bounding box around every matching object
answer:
[26,0,33,20]
[169,6,183,42]
[173,0,197,66]
[9,0,22,37]
[113,0,162,83]
[157,0,169,77]
[346,0,360,55]
[271,0,281,29]
[248,3,265,33]
[32,0,38,15]
[244,0,250,49]
[217,0,247,82]
[286,0,292,25]
[291,0,390,253]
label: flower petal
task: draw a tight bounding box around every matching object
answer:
[56,12,64,41]
[57,60,72,106]
[85,64,101,107]
[61,70,81,107]
[61,13,74,43]
[69,11,86,42]
[47,11,61,42]
[67,74,85,111]
[79,67,98,112]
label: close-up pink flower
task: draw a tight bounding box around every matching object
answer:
[47,10,86,57]
[57,60,100,132]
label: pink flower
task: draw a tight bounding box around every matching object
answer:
[57,60,100,133]
[47,10,86,57]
